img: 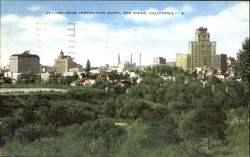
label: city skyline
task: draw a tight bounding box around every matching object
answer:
[1,1,249,67]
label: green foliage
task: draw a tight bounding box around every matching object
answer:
[119,98,151,120]
[86,59,91,74]
[67,86,107,101]
[235,38,250,83]
[48,74,77,85]
[93,79,109,89]
[141,107,180,148]
[0,65,249,156]
[1,119,125,157]
[18,72,39,84]
[179,106,226,141]
[14,124,59,143]
[223,107,249,157]
[104,97,123,118]
[139,65,183,78]
[108,71,129,81]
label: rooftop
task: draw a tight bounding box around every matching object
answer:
[11,50,39,58]
[196,27,208,32]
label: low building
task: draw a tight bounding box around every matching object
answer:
[41,65,55,73]
[165,61,176,67]
[118,62,136,73]
[215,73,225,80]
[227,57,236,73]
[40,72,52,81]
[227,57,236,67]
[153,57,166,65]
[4,72,21,80]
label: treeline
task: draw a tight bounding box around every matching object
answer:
[0,65,249,157]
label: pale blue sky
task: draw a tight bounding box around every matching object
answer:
[0,1,249,67]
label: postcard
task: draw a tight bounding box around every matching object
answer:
[0,1,249,156]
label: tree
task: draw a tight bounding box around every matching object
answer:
[235,38,250,83]
[179,106,226,142]
[141,107,180,148]
[93,79,108,89]
[86,59,91,74]
[18,72,38,84]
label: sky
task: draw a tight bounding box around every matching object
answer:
[0,1,249,67]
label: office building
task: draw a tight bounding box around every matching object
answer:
[54,50,82,73]
[176,27,227,72]
[176,54,191,71]
[9,50,40,74]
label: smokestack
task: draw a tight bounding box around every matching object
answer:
[140,53,141,67]
[130,53,132,64]
[118,53,121,65]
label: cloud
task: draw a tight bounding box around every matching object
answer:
[1,13,68,66]
[0,14,19,24]
[1,13,66,27]
[1,2,249,67]
[42,14,66,23]
[172,1,249,57]
[181,5,194,13]
[28,6,41,12]
[124,7,182,24]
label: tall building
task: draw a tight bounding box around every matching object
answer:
[54,50,82,73]
[153,57,166,65]
[189,27,216,71]
[176,27,227,72]
[9,50,40,74]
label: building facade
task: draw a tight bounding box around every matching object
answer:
[227,57,236,68]
[165,61,176,67]
[215,54,227,73]
[9,50,40,74]
[54,50,82,73]
[189,27,216,71]
[118,62,136,73]
[176,27,227,72]
[117,54,136,73]
[176,54,190,71]
[153,57,166,65]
